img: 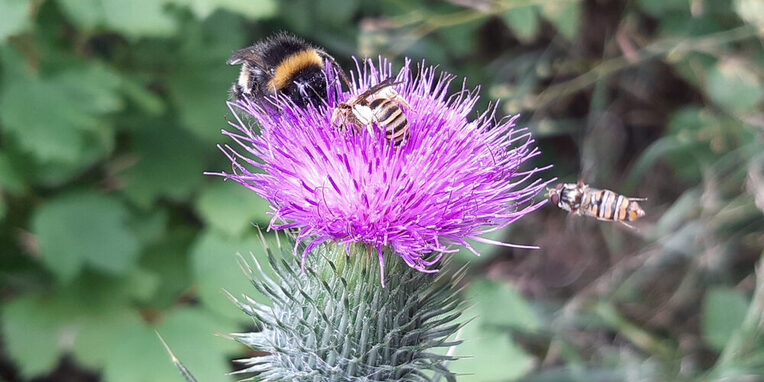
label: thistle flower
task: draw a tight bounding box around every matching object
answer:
[215,58,551,283]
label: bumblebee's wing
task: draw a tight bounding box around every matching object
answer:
[226,47,265,68]
[356,77,402,100]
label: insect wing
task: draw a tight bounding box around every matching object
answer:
[227,47,265,67]
[355,77,402,101]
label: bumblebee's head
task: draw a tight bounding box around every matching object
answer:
[229,62,263,103]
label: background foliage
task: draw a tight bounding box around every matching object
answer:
[0,0,762,381]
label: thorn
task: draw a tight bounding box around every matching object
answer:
[155,331,179,364]
[155,331,199,382]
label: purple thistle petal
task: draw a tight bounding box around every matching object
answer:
[213,58,553,276]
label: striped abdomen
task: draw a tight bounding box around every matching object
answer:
[369,98,409,146]
[582,188,645,223]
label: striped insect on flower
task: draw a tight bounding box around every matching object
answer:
[331,77,412,147]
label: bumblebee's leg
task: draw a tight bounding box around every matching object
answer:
[230,84,244,101]
[319,51,353,89]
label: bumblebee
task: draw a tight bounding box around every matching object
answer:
[331,77,412,146]
[547,181,646,228]
[227,33,346,108]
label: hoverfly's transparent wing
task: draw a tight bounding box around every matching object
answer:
[580,109,628,187]
[356,77,402,101]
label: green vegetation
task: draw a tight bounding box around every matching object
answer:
[0,0,762,381]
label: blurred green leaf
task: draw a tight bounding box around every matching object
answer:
[167,66,235,142]
[651,189,700,237]
[69,301,145,371]
[166,12,244,142]
[190,229,272,321]
[451,316,535,381]
[0,48,120,164]
[119,124,206,208]
[702,287,749,351]
[3,274,235,381]
[663,106,717,181]
[31,132,113,186]
[637,0,688,17]
[140,228,194,309]
[0,152,26,194]
[58,0,177,37]
[627,136,683,187]
[659,11,724,37]
[670,51,716,89]
[439,21,479,57]
[102,308,238,382]
[0,0,31,42]
[58,66,123,116]
[168,0,277,20]
[103,0,177,38]
[316,0,359,25]
[121,268,162,302]
[541,1,581,40]
[32,192,141,282]
[119,75,167,116]
[56,0,103,30]
[278,0,313,35]
[503,6,540,43]
[127,208,169,246]
[705,60,763,113]
[0,295,65,378]
[194,180,271,237]
[402,38,448,64]
[468,277,541,331]
[1,273,148,378]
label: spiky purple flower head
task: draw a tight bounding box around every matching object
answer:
[214,58,552,284]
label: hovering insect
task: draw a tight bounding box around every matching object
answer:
[331,77,412,146]
[227,33,349,108]
[547,181,646,228]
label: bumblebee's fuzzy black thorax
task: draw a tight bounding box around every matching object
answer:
[228,33,331,108]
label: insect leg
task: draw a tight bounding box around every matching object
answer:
[318,51,353,89]
[618,221,637,230]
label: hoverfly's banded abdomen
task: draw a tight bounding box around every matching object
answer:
[369,98,409,146]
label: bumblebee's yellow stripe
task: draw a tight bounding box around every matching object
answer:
[267,49,323,91]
